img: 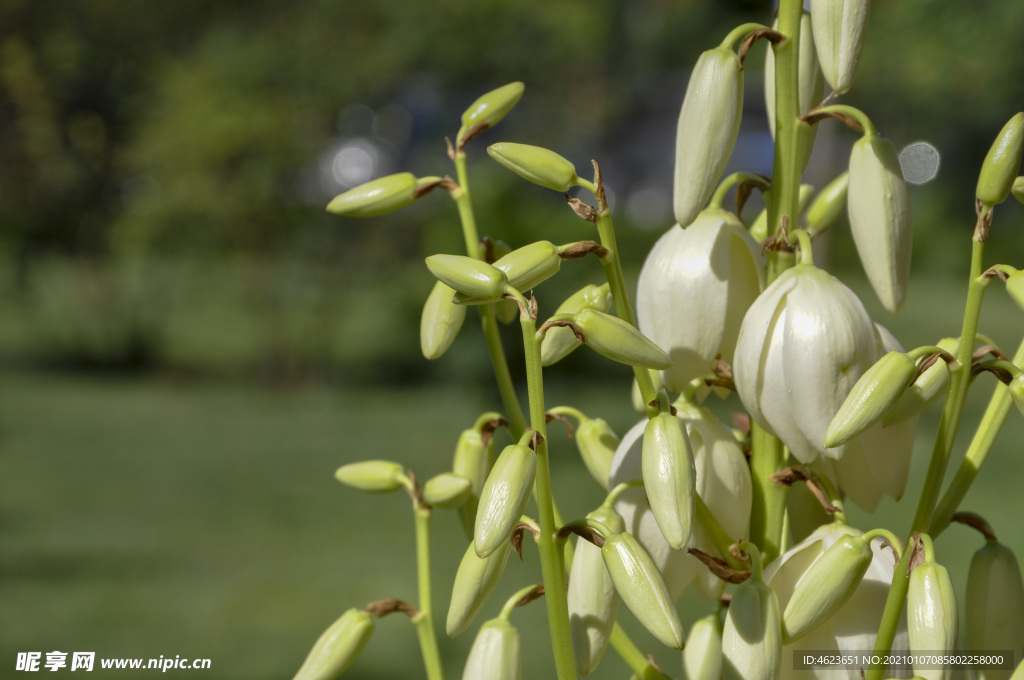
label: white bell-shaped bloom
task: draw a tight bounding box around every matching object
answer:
[765,523,909,680]
[637,209,764,392]
[733,264,876,463]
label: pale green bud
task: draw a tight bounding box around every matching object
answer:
[825,351,918,447]
[457,82,525,146]
[487,142,578,192]
[674,46,743,227]
[492,240,560,292]
[810,0,871,94]
[461,618,521,680]
[453,426,495,539]
[423,472,472,509]
[446,541,512,637]
[1012,176,1024,206]
[977,113,1024,208]
[420,281,467,360]
[334,460,405,493]
[765,12,823,172]
[568,506,624,675]
[541,284,612,366]
[425,254,508,302]
[641,412,696,550]
[326,172,418,217]
[966,542,1024,680]
[293,608,374,680]
[883,338,958,426]
[1007,271,1024,314]
[601,531,684,649]
[474,444,536,557]
[575,417,619,490]
[806,172,849,235]
[782,534,873,643]
[490,240,520,324]
[683,615,723,680]
[848,133,913,314]
[574,309,672,370]
[723,577,782,680]
[908,562,958,680]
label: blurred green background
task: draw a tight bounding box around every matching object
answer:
[1,0,1023,678]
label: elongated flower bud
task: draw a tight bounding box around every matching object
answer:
[423,472,471,508]
[765,13,823,173]
[883,337,957,425]
[977,113,1024,208]
[723,577,782,680]
[683,614,723,680]
[474,444,536,557]
[447,541,512,637]
[602,531,684,649]
[1008,271,1024,313]
[674,46,743,227]
[425,254,508,302]
[487,142,578,192]
[574,308,672,370]
[492,240,560,293]
[782,534,873,643]
[825,351,918,447]
[908,562,958,680]
[642,412,696,550]
[966,542,1024,680]
[541,284,612,366]
[421,281,467,360]
[573,417,619,490]
[1012,176,1024,205]
[806,172,849,235]
[326,172,418,217]
[453,426,495,539]
[334,460,405,493]
[810,0,870,94]
[293,608,374,680]
[457,82,525,146]
[636,209,764,391]
[848,133,913,314]
[461,618,521,680]
[569,506,624,675]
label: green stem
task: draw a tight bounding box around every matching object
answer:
[811,104,877,137]
[865,547,913,680]
[499,583,544,621]
[708,171,770,210]
[608,625,670,680]
[929,336,1024,538]
[452,152,528,437]
[748,422,788,563]
[720,22,770,50]
[520,315,576,680]
[413,507,444,680]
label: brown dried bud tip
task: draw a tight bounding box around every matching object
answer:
[538,319,586,343]
[738,28,786,67]
[558,240,609,260]
[973,345,1009,362]
[364,597,420,619]
[770,466,840,514]
[544,411,575,438]
[556,524,606,548]
[591,160,608,213]
[566,196,599,223]
[514,584,546,608]
[688,548,751,584]
[950,511,999,542]
[907,533,926,576]
[801,108,864,133]
[974,199,994,242]
[705,357,737,391]
[735,175,771,216]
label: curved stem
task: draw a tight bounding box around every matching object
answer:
[865,547,913,680]
[810,104,877,137]
[609,625,670,680]
[789,228,814,265]
[709,171,769,210]
[721,22,770,50]
[413,507,444,680]
[604,480,645,507]
[738,541,764,581]
[863,528,904,560]
[499,583,544,621]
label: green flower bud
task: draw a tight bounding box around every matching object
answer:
[722,577,782,680]
[487,142,578,192]
[908,562,958,680]
[293,608,374,680]
[848,133,913,314]
[683,614,723,680]
[457,82,525,146]
[334,460,405,493]
[488,240,520,324]
[601,531,684,649]
[765,12,823,173]
[1006,271,1024,314]
[568,506,624,675]
[810,0,871,94]
[425,254,508,302]
[575,417,619,490]
[966,542,1024,680]
[806,172,849,235]
[825,351,918,447]
[326,172,418,217]
[492,240,561,292]
[461,618,521,680]
[977,113,1024,208]
[883,338,958,426]
[423,472,472,509]
[641,412,696,550]
[446,541,512,637]
[1010,373,1024,419]
[674,46,743,227]
[541,284,612,366]
[453,426,495,539]
[781,534,873,643]
[420,281,467,360]
[1012,176,1024,206]
[474,444,537,558]
[574,309,672,370]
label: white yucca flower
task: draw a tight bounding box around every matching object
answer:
[636,208,764,392]
[733,264,876,463]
